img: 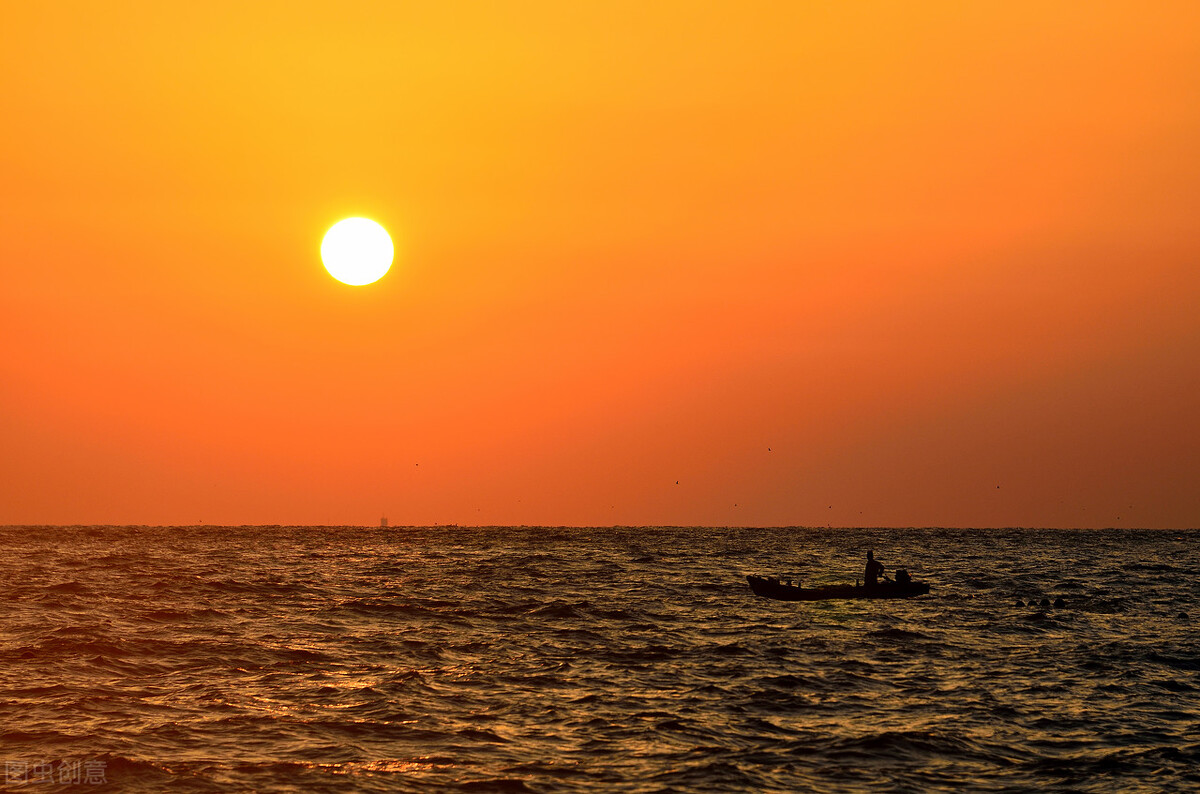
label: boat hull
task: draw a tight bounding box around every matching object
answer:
[746,575,930,601]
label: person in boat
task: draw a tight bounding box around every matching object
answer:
[864,550,887,588]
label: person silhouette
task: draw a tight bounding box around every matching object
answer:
[864,550,886,588]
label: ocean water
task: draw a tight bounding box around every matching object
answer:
[1,526,1197,793]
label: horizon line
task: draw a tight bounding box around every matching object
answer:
[4,524,1197,531]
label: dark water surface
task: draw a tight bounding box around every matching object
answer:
[1,527,1197,792]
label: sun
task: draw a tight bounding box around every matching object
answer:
[321,218,394,286]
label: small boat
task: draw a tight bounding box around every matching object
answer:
[746,575,930,601]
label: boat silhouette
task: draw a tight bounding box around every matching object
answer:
[746,574,930,601]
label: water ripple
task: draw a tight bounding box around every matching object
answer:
[0,526,1197,792]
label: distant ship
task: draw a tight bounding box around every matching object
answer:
[380,516,388,528]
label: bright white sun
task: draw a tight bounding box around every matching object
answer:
[321,218,394,286]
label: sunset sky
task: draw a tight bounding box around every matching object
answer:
[3,2,1198,527]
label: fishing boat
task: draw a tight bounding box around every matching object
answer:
[746,574,930,601]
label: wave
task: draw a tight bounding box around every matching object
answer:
[456,779,533,792]
[44,580,92,594]
[824,729,984,761]
[525,601,584,619]
[327,599,441,617]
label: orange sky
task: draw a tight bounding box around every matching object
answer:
[3,2,1198,527]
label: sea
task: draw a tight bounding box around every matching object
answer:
[1,526,1197,793]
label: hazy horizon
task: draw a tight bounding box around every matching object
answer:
[7,523,1198,531]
